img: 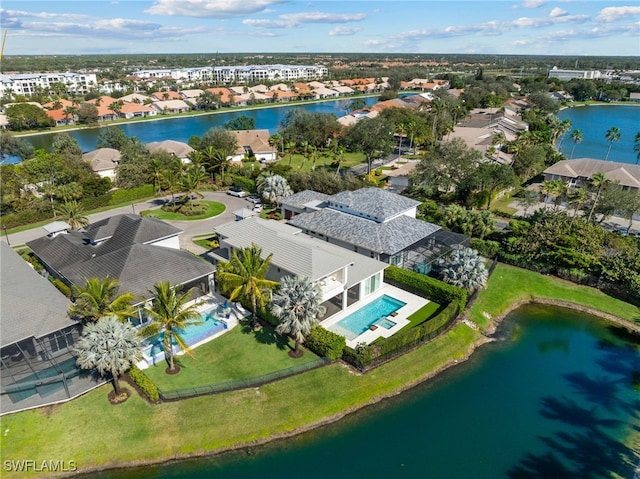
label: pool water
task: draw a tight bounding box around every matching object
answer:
[142,307,226,363]
[329,295,405,340]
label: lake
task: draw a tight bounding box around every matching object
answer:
[20,97,378,154]
[89,304,640,479]
[558,105,640,164]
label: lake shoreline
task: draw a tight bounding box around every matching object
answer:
[65,297,640,478]
[12,94,380,139]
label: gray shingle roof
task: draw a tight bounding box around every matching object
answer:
[328,188,421,221]
[288,208,440,255]
[280,190,331,209]
[84,214,181,243]
[26,215,211,302]
[1,242,74,346]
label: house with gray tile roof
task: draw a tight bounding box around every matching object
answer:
[283,187,467,273]
[213,217,387,315]
[1,242,101,414]
[544,158,640,191]
[26,214,215,304]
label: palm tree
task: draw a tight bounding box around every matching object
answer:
[604,126,621,161]
[633,132,640,165]
[271,276,326,358]
[55,201,89,230]
[259,173,293,209]
[139,282,203,374]
[181,165,207,202]
[556,119,572,149]
[69,276,136,323]
[569,129,583,160]
[587,172,608,222]
[438,248,488,292]
[567,187,588,230]
[216,244,279,327]
[74,316,142,399]
[540,180,566,210]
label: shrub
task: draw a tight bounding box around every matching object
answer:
[80,192,112,211]
[127,365,160,402]
[383,265,467,305]
[305,326,346,360]
[470,239,501,258]
[228,175,255,193]
[50,278,72,298]
[109,184,155,205]
[1,208,52,229]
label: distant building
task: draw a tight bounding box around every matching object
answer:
[0,72,97,97]
[544,158,640,192]
[547,67,600,81]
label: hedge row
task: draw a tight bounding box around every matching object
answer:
[305,326,346,360]
[383,265,467,305]
[127,365,160,402]
[469,238,501,259]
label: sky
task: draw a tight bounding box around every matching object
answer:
[1,1,639,56]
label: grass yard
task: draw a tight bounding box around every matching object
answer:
[144,324,319,391]
[140,201,225,221]
[405,301,441,327]
[0,324,479,474]
[468,263,640,330]
[275,151,365,173]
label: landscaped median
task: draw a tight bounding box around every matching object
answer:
[1,262,638,477]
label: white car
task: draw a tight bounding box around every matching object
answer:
[227,186,247,198]
[253,204,263,213]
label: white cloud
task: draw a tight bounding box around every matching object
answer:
[146,0,287,18]
[549,7,568,18]
[0,9,87,19]
[514,0,546,8]
[244,11,367,29]
[328,26,361,36]
[596,6,640,23]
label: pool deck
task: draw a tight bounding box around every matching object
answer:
[137,293,250,369]
[322,284,429,348]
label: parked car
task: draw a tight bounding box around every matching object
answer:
[227,186,247,198]
[246,195,262,204]
[253,204,263,213]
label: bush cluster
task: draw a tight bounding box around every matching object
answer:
[110,184,155,205]
[305,326,346,360]
[50,278,72,298]
[127,365,160,402]
[383,266,467,305]
[470,238,501,258]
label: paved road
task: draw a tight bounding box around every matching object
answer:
[4,191,251,249]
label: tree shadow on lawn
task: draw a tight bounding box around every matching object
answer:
[239,321,289,351]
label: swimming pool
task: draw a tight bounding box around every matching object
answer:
[142,306,226,363]
[329,295,405,340]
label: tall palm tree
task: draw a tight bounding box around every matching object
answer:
[604,126,621,161]
[567,187,588,230]
[587,172,608,222]
[216,244,279,327]
[55,201,89,230]
[556,119,572,149]
[74,316,142,398]
[633,132,640,165]
[139,282,203,373]
[271,276,326,358]
[69,277,136,323]
[540,180,566,210]
[569,129,583,160]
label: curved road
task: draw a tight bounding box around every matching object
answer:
[5,191,251,252]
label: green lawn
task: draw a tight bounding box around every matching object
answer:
[468,263,640,330]
[144,324,319,391]
[405,301,441,327]
[0,324,479,474]
[140,201,225,221]
[2,263,638,475]
[275,151,365,173]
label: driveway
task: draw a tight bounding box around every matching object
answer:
[4,191,252,249]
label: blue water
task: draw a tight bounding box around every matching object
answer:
[89,304,640,479]
[331,295,406,340]
[557,105,640,164]
[19,97,378,155]
[144,307,226,360]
